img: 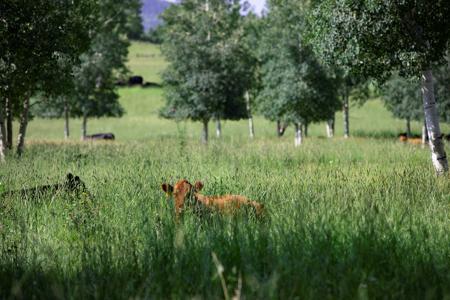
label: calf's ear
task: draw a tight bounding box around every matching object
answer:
[194,181,204,192]
[161,183,173,196]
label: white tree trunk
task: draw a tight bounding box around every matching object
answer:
[422,120,428,145]
[245,91,255,139]
[421,69,448,175]
[248,116,255,139]
[216,118,222,138]
[0,130,4,162]
[5,97,12,150]
[277,120,287,137]
[81,112,87,140]
[202,119,209,144]
[16,97,30,157]
[0,104,5,162]
[204,0,211,144]
[294,123,303,147]
[0,103,6,148]
[205,1,211,41]
[343,90,349,138]
[406,118,411,137]
[326,116,335,138]
[64,100,70,140]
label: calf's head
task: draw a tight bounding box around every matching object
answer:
[161,179,204,213]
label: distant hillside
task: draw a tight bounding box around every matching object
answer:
[141,0,175,31]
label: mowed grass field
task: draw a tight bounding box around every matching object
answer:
[1,42,450,299]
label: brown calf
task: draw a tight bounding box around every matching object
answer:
[398,133,423,145]
[161,179,264,218]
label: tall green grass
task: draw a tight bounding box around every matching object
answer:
[1,138,450,298]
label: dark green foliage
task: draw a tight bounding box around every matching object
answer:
[31,96,68,119]
[160,0,253,123]
[335,69,371,106]
[126,0,144,40]
[310,0,450,81]
[33,0,144,124]
[142,26,165,44]
[381,75,422,122]
[0,0,98,155]
[257,0,340,125]
[434,58,450,123]
[0,0,96,105]
[68,0,136,121]
[241,13,263,93]
[381,57,450,124]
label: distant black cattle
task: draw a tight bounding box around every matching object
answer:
[128,76,144,86]
[83,133,115,141]
[2,173,88,199]
[142,81,162,88]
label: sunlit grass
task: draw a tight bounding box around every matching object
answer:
[126,42,167,84]
[1,138,450,298]
[24,42,450,142]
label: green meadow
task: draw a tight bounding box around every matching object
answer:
[1,42,450,299]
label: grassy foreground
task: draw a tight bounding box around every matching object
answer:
[1,138,450,299]
[1,42,450,298]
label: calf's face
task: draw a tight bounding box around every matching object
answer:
[161,179,204,214]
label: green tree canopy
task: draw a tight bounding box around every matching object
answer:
[0,0,97,156]
[382,58,450,126]
[381,75,422,123]
[310,1,450,80]
[257,0,340,130]
[160,0,255,142]
[310,0,450,173]
[434,57,450,124]
[32,0,142,138]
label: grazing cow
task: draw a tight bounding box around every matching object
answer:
[2,173,88,198]
[128,75,144,86]
[83,133,115,141]
[142,81,162,88]
[398,133,423,145]
[161,179,264,219]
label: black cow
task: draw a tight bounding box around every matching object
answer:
[128,76,144,86]
[2,173,88,198]
[142,81,162,88]
[83,133,115,141]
